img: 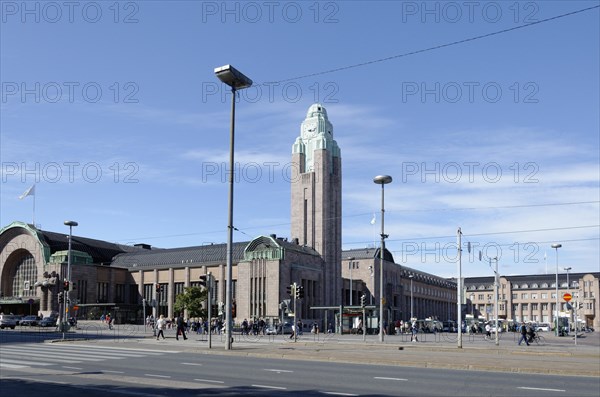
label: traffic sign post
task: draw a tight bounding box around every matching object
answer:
[563,292,576,346]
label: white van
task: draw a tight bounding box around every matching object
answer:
[0,314,17,329]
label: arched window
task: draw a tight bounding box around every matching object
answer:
[541,283,548,288]
[11,253,37,297]
[531,283,538,288]
[521,284,528,288]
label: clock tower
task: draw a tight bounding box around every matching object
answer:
[291,104,342,307]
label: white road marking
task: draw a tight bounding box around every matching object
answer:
[0,363,27,369]
[62,366,83,370]
[265,368,294,373]
[194,378,225,384]
[252,384,287,390]
[181,362,203,366]
[102,370,125,374]
[144,374,171,378]
[518,387,566,392]
[374,376,408,381]
[0,359,53,366]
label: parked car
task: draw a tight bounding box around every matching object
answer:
[39,316,57,327]
[536,323,551,332]
[443,321,457,332]
[0,314,18,329]
[19,315,39,326]
[266,322,294,335]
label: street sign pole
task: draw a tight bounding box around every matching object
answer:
[563,292,574,345]
[293,282,297,343]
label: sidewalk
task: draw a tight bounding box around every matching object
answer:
[83,328,600,377]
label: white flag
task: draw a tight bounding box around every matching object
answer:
[370,214,376,225]
[19,184,35,199]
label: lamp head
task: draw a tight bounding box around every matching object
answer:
[64,220,78,227]
[214,64,253,90]
[551,243,562,249]
[373,175,392,185]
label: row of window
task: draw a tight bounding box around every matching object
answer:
[469,280,593,291]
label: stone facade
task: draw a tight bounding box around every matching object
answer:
[291,104,342,308]
[465,273,600,330]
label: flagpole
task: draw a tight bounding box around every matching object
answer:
[32,188,36,226]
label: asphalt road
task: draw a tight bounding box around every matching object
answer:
[1,339,599,397]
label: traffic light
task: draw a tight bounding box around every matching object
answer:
[296,285,304,299]
[360,294,366,307]
[63,279,70,291]
[232,300,237,318]
[199,275,208,288]
[58,292,63,303]
[155,283,160,293]
[71,281,76,290]
[286,284,293,296]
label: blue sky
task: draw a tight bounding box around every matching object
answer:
[1,1,599,278]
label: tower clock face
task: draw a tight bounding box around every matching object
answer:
[304,121,318,137]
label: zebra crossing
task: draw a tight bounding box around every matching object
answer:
[0,343,176,370]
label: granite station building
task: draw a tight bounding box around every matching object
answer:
[3,104,596,330]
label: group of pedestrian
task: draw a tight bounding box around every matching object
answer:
[241,318,267,335]
[517,322,536,346]
[100,313,114,329]
[155,313,188,341]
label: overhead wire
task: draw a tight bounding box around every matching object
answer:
[261,5,600,84]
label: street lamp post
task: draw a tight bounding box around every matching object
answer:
[64,220,78,330]
[348,257,355,306]
[409,274,414,321]
[457,227,463,349]
[564,267,571,292]
[564,266,572,334]
[551,243,562,336]
[494,257,499,346]
[373,175,392,343]
[214,64,253,351]
[470,294,475,316]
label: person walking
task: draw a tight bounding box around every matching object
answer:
[485,322,492,340]
[411,320,419,342]
[156,314,166,340]
[176,313,187,341]
[526,323,536,344]
[518,322,530,346]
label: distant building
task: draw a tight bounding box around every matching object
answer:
[464,273,599,329]
[6,104,584,332]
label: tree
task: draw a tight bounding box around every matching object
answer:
[173,286,207,318]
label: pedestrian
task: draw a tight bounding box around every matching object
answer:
[289,323,295,339]
[176,313,187,340]
[526,323,536,344]
[485,322,492,340]
[156,314,166,340]
[518,322,530,346]
[411,320,419,342]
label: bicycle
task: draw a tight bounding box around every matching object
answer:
[530,334,546,345]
